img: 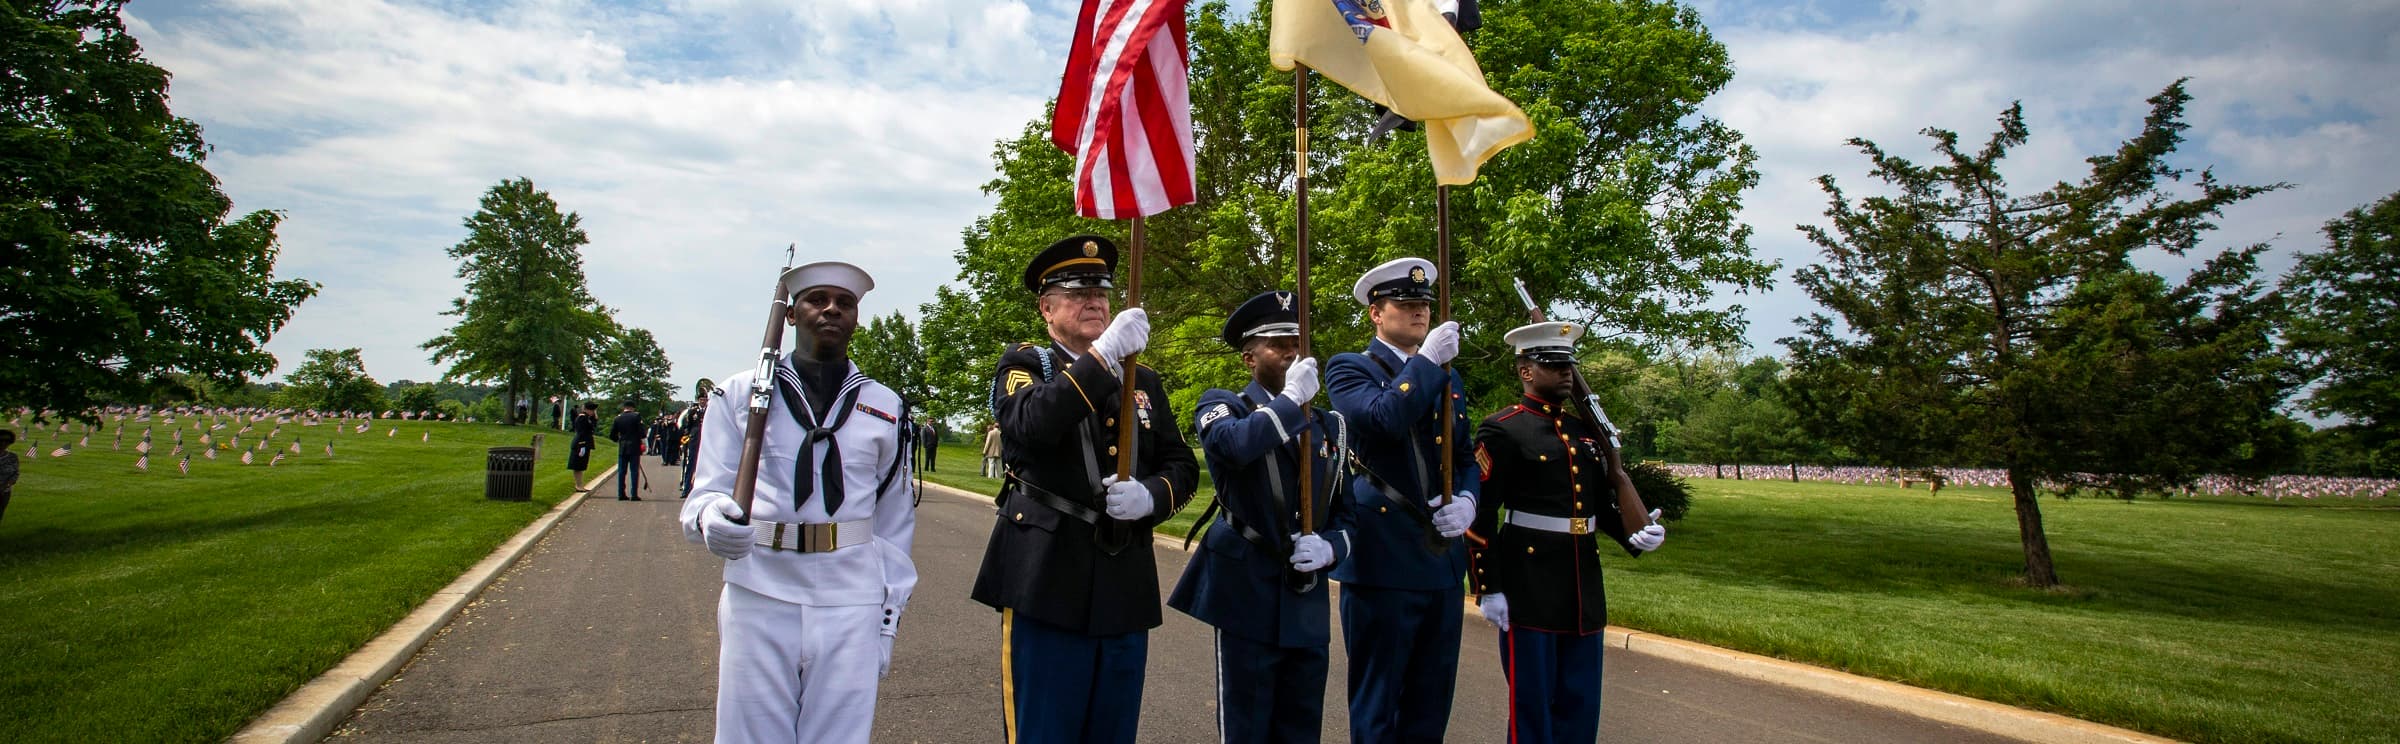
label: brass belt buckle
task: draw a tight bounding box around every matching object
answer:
[804,523,836,552]
[1569,517,1590,535]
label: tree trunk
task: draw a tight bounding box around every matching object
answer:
[1734,463,1744,480]
[1790,463,1799,482]
[1713,463,1723,479]
[2007,466,2060,587]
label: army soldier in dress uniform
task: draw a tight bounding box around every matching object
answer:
[680,262,920,744]
[972,235,1200,744]
[1168,290,1357,744]
[1468,321,1665,744]
[1324,257,1481,743]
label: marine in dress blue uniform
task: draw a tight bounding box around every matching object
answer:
[1168,290,1358,744]
[1324,258,1482,743]
[970,235,1201,744]
[1468,321,1666,744]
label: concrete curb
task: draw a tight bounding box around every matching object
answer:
[920,478,2175,744]
[226,464,615,744]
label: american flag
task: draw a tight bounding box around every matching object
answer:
[241,450,253,465]
[51,444,69,458]
[134,454,148,471]
[135,441,150,454]
[1052,0,1195,219]
[205,448,217,461]
[179,456,190,475]
[270,452,284,467]
[421,431,429,442]
[387,428,396,437]
[325,443,334,457]
[289,440,301,454]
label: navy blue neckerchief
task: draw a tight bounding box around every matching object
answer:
[773,357,869,517]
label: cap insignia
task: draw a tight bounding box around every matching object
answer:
[1409,266,1427,283]
[1277,292,1294,310]
[1082,241,1099,257]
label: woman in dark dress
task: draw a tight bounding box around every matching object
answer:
[568,402,599,489]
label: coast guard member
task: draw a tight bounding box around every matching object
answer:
[1325,257,1480,743]
[972,234,1200,744]
[681,262,919,744]
[1469,321,1665,744]
[1168,290,1357,744]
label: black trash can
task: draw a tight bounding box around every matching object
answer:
[486,446,536,501]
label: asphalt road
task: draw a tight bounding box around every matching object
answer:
[327,456,2021,743]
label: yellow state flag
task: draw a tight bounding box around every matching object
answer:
[1271,0,1532,185]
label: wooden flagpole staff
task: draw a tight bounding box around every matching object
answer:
[1291,65,1323,594]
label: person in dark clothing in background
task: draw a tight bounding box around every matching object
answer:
[609,400,646,501]
[569,402,599,490]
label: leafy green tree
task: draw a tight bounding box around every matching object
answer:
[279,348,386,413]
[1782,82,2295,587]
[393,383,440,416]
[851,312,932,414]
[921,0,1775,425]
[2280,191,2400,459]
[1,0,317,420]
[421,178,613,424]
[590,325,674,416]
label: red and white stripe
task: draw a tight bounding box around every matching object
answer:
[1052,0,1195,219]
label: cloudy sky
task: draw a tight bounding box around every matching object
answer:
[125,0,2398,388]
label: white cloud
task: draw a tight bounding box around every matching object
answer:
[119,0,2399,389]
[131,0,1065,388]
[1697,0,2400,352]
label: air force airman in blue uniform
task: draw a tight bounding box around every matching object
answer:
[1325,258,1481,743]
[1169,290,1357,744]
[1469,321,1667,744]
[971,235,1200,744]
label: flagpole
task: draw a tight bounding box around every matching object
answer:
[1436,184,1454,511]
[1294,66,1315,542]
[1115,215,1145,486]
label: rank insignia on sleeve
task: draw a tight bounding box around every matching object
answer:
[1004,369,1035,397]
[1398,381,1412,393]
[854,403,897,423]
[1198,403,1232,432]
[1474,444,1493,478]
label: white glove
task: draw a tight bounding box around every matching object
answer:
[1420,321,1461,366]
[877,635,894,679]
[1090,308,1150,366]
[1478,593,1510,631]
[1289,533,1334,572]
[1428,493,1475,538]
[1279,357,1321,407]
[1628,508,1665,551]
[683,493,752,560]
[1102,474,1153,521]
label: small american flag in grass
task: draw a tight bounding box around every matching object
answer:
[134,454,147,471]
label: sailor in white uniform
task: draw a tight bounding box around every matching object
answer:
[681,261,919,744]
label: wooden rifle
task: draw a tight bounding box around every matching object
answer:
[730,245,797,522]
[1511,278,1650,538]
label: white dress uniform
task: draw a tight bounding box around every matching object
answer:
[682,355,918,744]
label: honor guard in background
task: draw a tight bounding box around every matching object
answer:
[680,262,920,743]
[678,379,712,499]
[1168,290,1357,744]
[972,235,1200,744]
[1324,257,1481,743]
[1469,322,1665,744]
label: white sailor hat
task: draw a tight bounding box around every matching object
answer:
[1504,321,1583,363]
[778,261,874,301]
[1351,257,1438,305]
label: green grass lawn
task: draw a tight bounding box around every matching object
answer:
[0,417,583,743]
[922,441,2398,743]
